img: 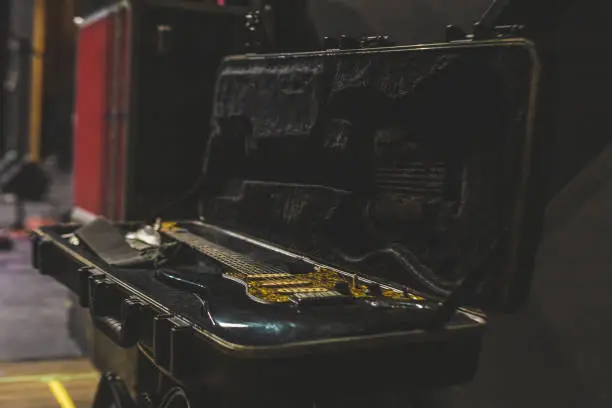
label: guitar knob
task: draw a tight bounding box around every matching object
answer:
[334,281,352,295]
[322,36,339,50]
[338,35,360,49]
[365,283,382,296]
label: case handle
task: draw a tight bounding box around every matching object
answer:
[88,277,144,348]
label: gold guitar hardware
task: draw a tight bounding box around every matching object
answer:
[259,279,311,287]
[163,227,425,305]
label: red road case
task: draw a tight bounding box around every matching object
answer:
[72,1,248,223]
[73,3,130,221]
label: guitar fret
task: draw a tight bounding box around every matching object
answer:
[166,230,287,277]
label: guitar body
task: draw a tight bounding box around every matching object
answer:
[153,221,480,347]
[155,270,448,348]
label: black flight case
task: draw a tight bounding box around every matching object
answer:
[31,1,572,406]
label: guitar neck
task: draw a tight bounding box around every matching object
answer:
[164,229,289,277]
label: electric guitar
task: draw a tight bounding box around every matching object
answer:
[161,223,426,306]
[147,222,478,348]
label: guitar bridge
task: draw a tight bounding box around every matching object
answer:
[248,273,293,279]
[277,287,329,294]
[291,290,352,306]
[259,279,311,287]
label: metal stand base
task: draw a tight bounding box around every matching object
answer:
[0,229,14,251]
[0,198,26,252]
[91,373,136,408]
[11,198,25,230]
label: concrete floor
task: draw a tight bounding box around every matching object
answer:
[0,237,81,362]
[0,170,80,362]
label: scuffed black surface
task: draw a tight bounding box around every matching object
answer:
[201,43,539,307]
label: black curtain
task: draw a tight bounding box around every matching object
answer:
[0,0,10,154]
[308,2,612,408]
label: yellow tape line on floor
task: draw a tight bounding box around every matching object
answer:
[48,380,77,408]
[0,372,99,384]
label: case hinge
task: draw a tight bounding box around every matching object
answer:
[322,34,395,51]
[244,9,269,53]
[446,23,525,42]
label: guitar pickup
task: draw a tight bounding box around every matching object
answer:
[247,273,293,279]
[277,287,329,294]
[290,290,353,306]
[259,279,311,287]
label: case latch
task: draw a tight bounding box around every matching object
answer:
[244,10,268,52]
[446,23,525,42]
[153,315,195,378]
[360,35,395,48]
[446,0,527,41]
[322,34,395,51]
[88,275,147,348]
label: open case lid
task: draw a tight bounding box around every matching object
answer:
[197,38,545,313]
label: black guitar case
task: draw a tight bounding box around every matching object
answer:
[32,37,548,402]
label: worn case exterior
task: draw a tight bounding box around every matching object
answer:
[32,223,485,391]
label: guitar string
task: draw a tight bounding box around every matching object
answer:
[167,231,298,278]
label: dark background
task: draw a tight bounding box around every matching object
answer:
[0,0,10,153]
[308,0,611,193]
[2,0,610,406]
[307,1,612,407]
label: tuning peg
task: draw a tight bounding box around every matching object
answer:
[322,36,340,49]
[445,24,466,42]
[338,35,360,49]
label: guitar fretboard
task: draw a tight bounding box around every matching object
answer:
[164,229,292,278]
